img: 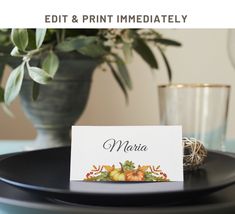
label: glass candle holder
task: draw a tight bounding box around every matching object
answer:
[158,84,230,151]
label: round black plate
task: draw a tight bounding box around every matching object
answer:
[0,147,234,206]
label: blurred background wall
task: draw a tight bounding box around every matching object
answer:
[0,29,234,140]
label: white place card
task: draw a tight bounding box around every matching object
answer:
[70,126,183,182]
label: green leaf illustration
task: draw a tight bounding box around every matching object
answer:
[122,160,135,171]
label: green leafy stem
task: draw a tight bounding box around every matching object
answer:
[0,29,181,108]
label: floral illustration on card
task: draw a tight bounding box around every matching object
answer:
[84,160,169,182]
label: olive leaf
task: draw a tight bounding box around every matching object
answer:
[27,66,52,85]
[154,38,182,47]
[58,35,107,58]
[113,54,132,90]
[134,37,158,70]
[11,29,28,51]
[32,81,40,101]
[107,62,128,104]
[4,62,25,105]
[157,46,172,82]
[78,42,107,58]
[123,43,133,63]
[10,47,21,57]
[42,51,59,77]
[56,36,97,52]
[36,29,47,49]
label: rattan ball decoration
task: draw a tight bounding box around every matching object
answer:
[183,137,208,171]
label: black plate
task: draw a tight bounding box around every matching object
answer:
[0,152,235,213]
[0,147,235,206]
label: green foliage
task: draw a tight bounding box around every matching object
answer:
[11,29,28,51]
[0,28,181,107]
[10,47,21,57]
[36,29,47,48]
[27,66,52,85]
[56,36,97,52]
[113,54,132,90]
[123,43,133,63]
[144,171,169,181]
[42,51,59,77]
[4,63,25,105]
[32,81,40,101]
[27,29,37,50]
[78,41,107,58]
[134,37,158,70]
[86,171,111,181]
[154,38,182,47]
[0,30,10,45]
[95,171,111,181]
[144,171,157,181]
[122,160,135,171]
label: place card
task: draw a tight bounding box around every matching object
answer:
[70,126,183,182]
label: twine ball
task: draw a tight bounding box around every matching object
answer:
[183,137,208,171]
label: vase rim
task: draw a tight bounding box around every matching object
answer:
[158,83,231,88]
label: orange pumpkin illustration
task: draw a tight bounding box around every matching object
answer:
[125,170,145,181]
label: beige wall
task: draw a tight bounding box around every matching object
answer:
[1,29,235,140]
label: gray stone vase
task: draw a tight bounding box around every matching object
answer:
[20,55,99,149]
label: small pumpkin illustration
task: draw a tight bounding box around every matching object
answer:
[109,168,125,181]
[125,170,145,181]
